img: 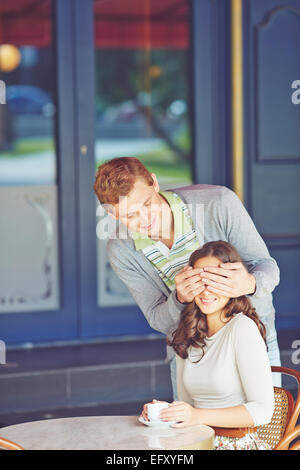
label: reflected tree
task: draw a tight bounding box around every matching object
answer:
[95,49,191,163]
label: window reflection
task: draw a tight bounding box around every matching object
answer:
[94,0,192,307]
[0,0,56,185]
[94,0,192,188]
[0,0,60,313]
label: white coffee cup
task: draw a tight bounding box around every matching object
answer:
[147,402,169,422]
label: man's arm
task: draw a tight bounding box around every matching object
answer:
[220,187,280,298]
[107,239,185,335]
[198,187,279,299]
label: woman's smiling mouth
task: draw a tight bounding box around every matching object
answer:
[200,297,217,304]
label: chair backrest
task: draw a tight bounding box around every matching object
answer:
[257,366,300,450]
[0,437,24,450]
[257,386,294,449]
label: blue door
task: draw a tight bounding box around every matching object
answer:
[0,0,78,344]
[242,0,300,330]
[74,0,195,338]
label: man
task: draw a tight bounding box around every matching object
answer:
[94,157,281,396]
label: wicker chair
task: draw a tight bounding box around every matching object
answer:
[0,437,24,450]
[256,366,300,450]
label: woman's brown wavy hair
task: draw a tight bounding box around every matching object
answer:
[167,241,267,361]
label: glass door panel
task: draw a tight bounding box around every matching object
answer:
[93,0,193,310]
[0,0,78,345]
[0,0,60,314]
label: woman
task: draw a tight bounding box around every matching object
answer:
[141,241,275,450]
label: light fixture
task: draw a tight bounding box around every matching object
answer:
[0,44,21,72]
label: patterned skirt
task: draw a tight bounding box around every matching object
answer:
[214,432,270,450]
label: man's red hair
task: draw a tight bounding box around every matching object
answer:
[94,157,154,205]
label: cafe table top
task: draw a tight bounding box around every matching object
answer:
[0,415,215,450]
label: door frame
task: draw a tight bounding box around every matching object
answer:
[2,0,79,345]
[76,0,229,339]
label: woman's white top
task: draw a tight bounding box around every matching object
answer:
[176,313,275,426]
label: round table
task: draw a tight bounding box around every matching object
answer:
[0,416,215,450]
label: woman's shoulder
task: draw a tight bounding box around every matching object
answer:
[228,313,261,336]
[228,313,265,350]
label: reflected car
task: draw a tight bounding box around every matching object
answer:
[101,100,138,123]
[6,85,56,117]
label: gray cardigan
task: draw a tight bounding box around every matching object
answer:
[107,184,280,359]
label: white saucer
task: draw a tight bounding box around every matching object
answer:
[138,416,177,428]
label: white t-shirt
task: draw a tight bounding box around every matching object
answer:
[177,313,275,427]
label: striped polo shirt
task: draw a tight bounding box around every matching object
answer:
[130,191,201,290]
